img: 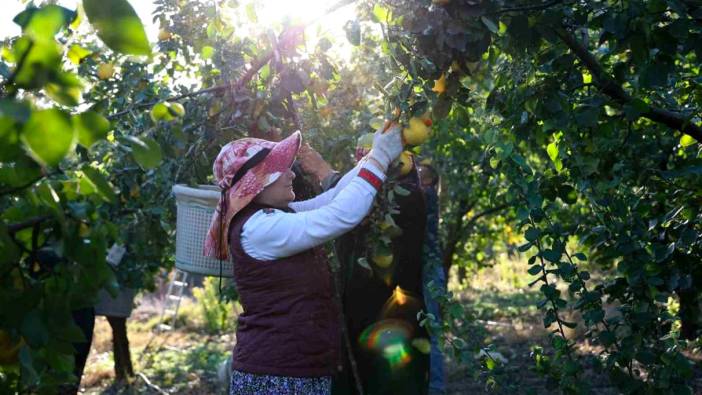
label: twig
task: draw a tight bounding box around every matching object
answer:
[7,215,52,234]
[135,372,169,395]
[491,0,565,15]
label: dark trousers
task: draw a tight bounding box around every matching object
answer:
[58,307,95,395]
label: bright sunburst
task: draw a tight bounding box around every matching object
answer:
[228,0,357,61]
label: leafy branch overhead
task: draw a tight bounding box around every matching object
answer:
[0,0,701,393]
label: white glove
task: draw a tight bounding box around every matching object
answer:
[368,123,403,172]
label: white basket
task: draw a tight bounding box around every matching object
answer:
[173,184,233,277]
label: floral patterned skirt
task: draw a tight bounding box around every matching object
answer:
[229,369,331,395]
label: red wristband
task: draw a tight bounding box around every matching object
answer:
[358,168,383,191]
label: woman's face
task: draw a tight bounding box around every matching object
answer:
[253,168,296,208]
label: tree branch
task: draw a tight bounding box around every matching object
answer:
[106,0,358,121]
[107,51,274,120]
[491,0,564,15]
[463,203,510,229]
[555,27,702,143]
[7,215,52,234]
[442,198,475,273]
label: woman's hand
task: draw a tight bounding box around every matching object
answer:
[298,143,334,182]
[367,123,403,172]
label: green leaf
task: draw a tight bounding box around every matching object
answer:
[125,136,162,169]
[11,37,62,89]
[81,166,117,203]
[57,321,87,343]
[20,109,75,167]
[525,227,540,242]
[14,5,76,40]
[67,44,92,65]
[201,45,215,60]
[245,3,257,23]
[0,154,42,187]
[0,116,22,161]
[371,4,389,23]
[546,142,558,162]
[0,223,21,266]
[18,346,39,386]
[45,71,83,106]
[394,185,410,196]
[558,185,577,204]
[598,330,616,346]
[21,310,49,347]
[542,249,561,262]
[83,0,151,56]
[510,153,531,173]
[72,111,111,147]
[357,257,371,271]
[635,350,658,364]
[480,16,499,34]
[528,265,542,276]
[680,134,696,147]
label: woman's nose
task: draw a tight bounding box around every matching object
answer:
[287,168,296,180]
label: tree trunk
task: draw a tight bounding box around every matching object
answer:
[442,199,474,276]
[106,316,134,381]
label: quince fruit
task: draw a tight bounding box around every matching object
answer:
[372,253,394,268]
[399,151,414,175]
[158,29,172,41]
[97,63,114,80]
[402,117,432,145]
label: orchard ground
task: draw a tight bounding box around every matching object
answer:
[79,258,702,394]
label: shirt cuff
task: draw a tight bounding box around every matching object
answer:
[358,162,386,191]
[361,161,386,181]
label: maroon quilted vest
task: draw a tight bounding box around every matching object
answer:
[228,204,340,377]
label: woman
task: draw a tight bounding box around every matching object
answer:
[204,125,403,395]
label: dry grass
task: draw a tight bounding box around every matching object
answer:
[80,295,234,394]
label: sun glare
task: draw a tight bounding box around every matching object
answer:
[258,0,342,24]
[231,0,357,61]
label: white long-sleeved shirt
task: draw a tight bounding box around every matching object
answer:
[240,160,384,260]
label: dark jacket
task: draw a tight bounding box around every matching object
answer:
[228,204,340,377]
[333,169,430,395]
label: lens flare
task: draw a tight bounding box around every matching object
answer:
[379,286,421,318]
[393,286,407,305]
[382,343,412,368]
[358,319,414,369]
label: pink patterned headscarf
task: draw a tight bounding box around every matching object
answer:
[203,131,301,259]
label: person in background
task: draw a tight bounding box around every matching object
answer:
[30,249,95,395]
[204,125,403,395]
[417,161,447,395]
[299,140,430,395]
